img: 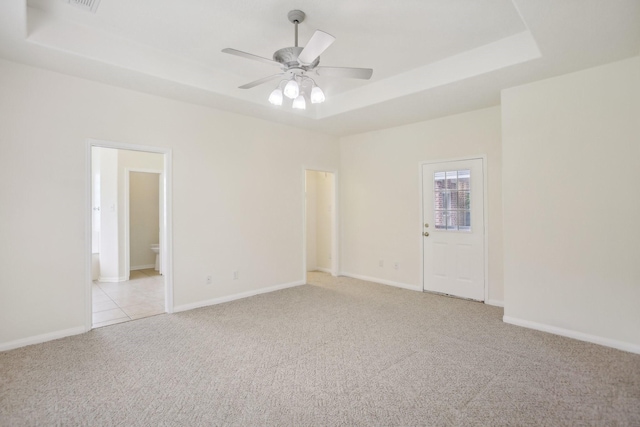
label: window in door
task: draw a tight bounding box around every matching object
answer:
[434,169,471,231]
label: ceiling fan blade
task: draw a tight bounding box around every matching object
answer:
[298,30,336,65]
[222,48,281,67]
[238,74,284,89]
[315,66,373,80]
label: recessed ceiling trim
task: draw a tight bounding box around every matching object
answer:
[317,31,542,119]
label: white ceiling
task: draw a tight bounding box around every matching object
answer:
[0,0,638,136]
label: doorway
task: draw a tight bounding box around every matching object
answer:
[304,169,337,280]
[125,169,163,275]
[86,140,173,330]
[421,158,486,301]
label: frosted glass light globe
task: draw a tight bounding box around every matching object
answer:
[310,86,325,104]
[268,88,283,106]
[292,95,306,110]
[283,80,299,99]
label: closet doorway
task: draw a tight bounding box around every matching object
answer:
[304,169,338,281]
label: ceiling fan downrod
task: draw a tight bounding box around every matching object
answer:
[287,10,306,48]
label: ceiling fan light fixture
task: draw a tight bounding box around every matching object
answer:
[268,88,283,106]
[310,86,325,104]
[283,80,299,99]
[223,10,372,110]
[292,95,306,110]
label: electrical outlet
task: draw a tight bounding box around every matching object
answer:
[206,275,212,285]
[393,262,399,270]
[233,270,239,280]
[379,260,384,267]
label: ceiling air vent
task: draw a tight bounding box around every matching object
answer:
[67,0,101,13]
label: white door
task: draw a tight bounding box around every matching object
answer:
[422,158,485,300]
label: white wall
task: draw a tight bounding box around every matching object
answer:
[90,148,101,280]
[0,59,339,348]
[98,147,119,281]
[502,56,640,351]
[129,172,160,269]
[91,148,101,255]
[339,107,503,301]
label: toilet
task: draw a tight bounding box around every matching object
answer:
[150,244,160,271]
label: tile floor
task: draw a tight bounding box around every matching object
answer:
[92,268,165,328]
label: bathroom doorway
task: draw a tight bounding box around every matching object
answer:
[126,170,163,275]
[87,141,172,330]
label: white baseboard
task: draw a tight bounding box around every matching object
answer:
[131,264,155,271]
[314,267,332,273]
[486,299,504,307]
[0,326,86,352]
[339,272,421,292]
[98,275,129,283]
[503,315,640,355]
[173,280,306,313]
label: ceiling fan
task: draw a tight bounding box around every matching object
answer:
[222,10,373,109]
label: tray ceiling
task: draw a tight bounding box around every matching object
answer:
[0,0,638,135]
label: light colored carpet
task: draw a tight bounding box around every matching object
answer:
[1,272,639,426]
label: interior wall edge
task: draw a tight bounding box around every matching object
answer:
[173,279,306,313]
[503,316,640,355]
[0,326,86,353]
[97,275,129,283]
[485,299,504,308]
[339,272,422,292]
[130,264,156,270]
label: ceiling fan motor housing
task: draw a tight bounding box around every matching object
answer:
[273,47,319,70]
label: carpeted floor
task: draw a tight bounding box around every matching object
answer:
[1,272,639,426]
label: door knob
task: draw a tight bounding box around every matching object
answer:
[423,232,429,237]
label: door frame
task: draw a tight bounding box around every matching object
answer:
[85,139,174,332]
[302,167,339,283]
[419,155,489,302]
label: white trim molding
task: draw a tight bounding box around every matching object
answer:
[130,264,156,271]
[97,275,129,283]
[173,280,306,313]
[0,326,86,352]
[503,316,640,355]
[340,272,421,292]
[485,299,504,307]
